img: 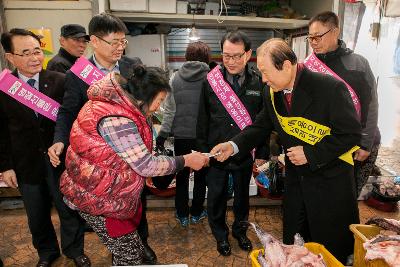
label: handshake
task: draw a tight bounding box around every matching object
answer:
[182,142,235,171]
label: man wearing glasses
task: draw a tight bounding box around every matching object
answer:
[307,12,379,199]
[47,13,157,265]
[0,28,88,267]
[197,30,267,256]
[47,24,89,73]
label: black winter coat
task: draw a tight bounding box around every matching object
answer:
[0,70,66,184]
[196,65,267,170]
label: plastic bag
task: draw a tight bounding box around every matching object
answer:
[151,147,175,190]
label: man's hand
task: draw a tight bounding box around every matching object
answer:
[2,169,18,188]
[210,142,234,162]
[183,152,209,171]
[287,146,308,166]
[354,148,370,162]
[48,142,64,167]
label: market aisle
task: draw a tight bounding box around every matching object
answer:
[0,201,398,267]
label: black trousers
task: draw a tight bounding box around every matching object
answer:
[282,166,359,264]
[205,165,252,242]
[18,158,85,261]
[137,188,149,242]
[174,139,206,217]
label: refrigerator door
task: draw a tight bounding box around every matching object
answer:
[125,34,167,69]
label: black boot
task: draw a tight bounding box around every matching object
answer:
[142,241,157,264]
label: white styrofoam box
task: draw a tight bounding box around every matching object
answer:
[205,2,220,15]
[109,0,148,12]
[177,1,188,14]
[149,0,177,13]
[188,173,257,199]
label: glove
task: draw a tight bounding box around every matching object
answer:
[156,135,167,150]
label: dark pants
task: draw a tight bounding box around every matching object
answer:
[174,139,207,217]
[18,159,85,261]
[137,188,149,242]
[205,165,252,242]
[282,165,359,264]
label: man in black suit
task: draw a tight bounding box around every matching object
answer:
[47,24,89,73]
[211,38,361,264]
[196,30,267,256]
[46,13,156,264]
[0,29,89,267]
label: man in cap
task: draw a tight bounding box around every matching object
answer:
[47,24,89,73]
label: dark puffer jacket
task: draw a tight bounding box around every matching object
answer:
[159,61,209,139]
[315,40,379,150]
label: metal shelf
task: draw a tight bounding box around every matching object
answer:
[112,12,309,30]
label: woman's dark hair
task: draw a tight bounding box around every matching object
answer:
[1,28,41,53]
[220,30,251,52]
[89,12,128,37]
[257,38,297,70]
[123,65,171,109]
[185,41,210,64]
[308,11,339,28]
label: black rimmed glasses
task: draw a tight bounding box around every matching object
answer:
[95,35,128,48]
[12,49,43,58]
[221,52,246,61]
[306,28,334,43]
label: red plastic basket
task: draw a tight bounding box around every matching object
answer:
[146,177,176,197]
[254,177,283,200]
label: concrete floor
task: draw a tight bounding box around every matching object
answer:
[0,201,399,267]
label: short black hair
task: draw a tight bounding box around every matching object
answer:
[220,30,251,52]
[185,41,210,64]
[123,65,171,109]
[257,38,297,70]
[1,28,41,53]
[88,12,128,37]
[309,11,339,28]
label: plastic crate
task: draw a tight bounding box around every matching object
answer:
[349,224,389,267]
[250,242,344,267]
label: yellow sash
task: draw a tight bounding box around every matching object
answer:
[270,88,359,165]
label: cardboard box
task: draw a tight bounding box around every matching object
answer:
[109,0,148,12]
[149,0,177,13]
[205,2,219,15]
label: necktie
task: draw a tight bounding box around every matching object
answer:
[284,92,292,111]
[27,79,38,117]
[232,74,240,93]
[27,78,36,89]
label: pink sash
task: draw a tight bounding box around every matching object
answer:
[0,69,60,121]
[207,66,252,130]
[303,53,361,118]
[70,56,104,85]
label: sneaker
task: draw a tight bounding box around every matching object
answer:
[190,210,208,224]
[175,214,189,227]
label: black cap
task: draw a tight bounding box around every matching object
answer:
[61,24,89,41]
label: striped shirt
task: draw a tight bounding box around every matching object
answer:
[98,116,184,176]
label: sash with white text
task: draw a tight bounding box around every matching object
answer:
[303,52,361,118]
[70,56,105,86]
[207,66,252,130]
[0,69,60,121]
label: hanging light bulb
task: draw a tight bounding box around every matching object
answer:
[188,13,200,41]
[188,25,200,41]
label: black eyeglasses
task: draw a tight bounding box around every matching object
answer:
[12,49,43,58]
[306,28,334,43]
[95,35,128,48]
[221,52,246,61]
